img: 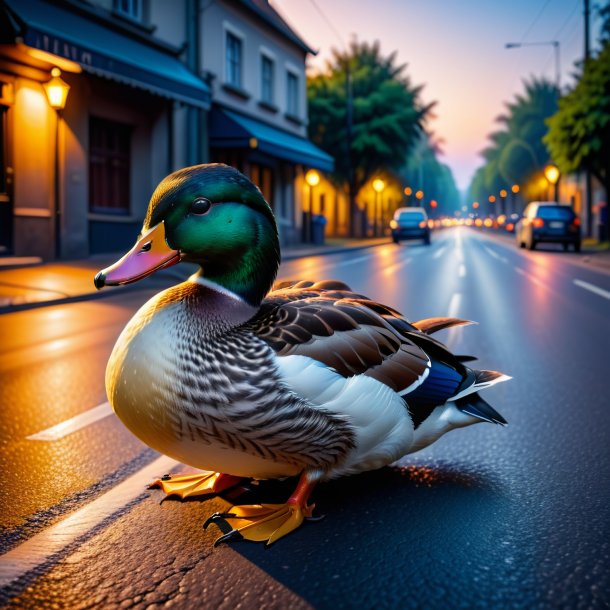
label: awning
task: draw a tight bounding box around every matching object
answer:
[3,0,211,108]
[210,108,334,172]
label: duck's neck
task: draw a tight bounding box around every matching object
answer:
[197,236,280,307]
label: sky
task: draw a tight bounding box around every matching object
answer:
[270,0,601,191]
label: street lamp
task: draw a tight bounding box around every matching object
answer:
[372,178,385,237]
[499,189,507,215]
[505,41,560,90]
[511,184,520,214]
[544,163,560,201]
[303,169,320,243]
[44,68,70,259]
[415,190,424,204]
[404,186,412,205]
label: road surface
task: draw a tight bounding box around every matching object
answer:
[1,227,608,609]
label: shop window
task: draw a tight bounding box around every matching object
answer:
[114,0,142,21]
[226,31,243,88]
[250,163,274,210]
[261,55,274,105]
[89,117,131,215]
[286,71,299,117]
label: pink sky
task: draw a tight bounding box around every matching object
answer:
[271,0,599,191]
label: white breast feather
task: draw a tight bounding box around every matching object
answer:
[274,354,415,477]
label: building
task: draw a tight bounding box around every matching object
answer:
[0,0,210,259]
[200,0,333,245]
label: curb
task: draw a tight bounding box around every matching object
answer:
[0,240,389,314]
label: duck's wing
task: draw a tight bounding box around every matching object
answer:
[249,282,431,397]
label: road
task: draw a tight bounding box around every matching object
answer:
[1,227,609,609]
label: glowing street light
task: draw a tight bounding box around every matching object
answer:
[415,190,424,202]
[305,169,321,187]
[544,164,560,201]
[404,186,412,196]
[473,201,480,209]
[43,68,70,110]
[372,178,385,236]
[303,169,321,243]
[511,184,520,194]
[488,195,496,204]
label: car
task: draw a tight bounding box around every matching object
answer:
[390,207,431,245]
[515,202,581,251]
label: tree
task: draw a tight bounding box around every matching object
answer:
[545,41,610,240]
[468,79,558,210]
[308,40,432,235]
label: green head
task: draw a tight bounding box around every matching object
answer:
[95,164,281,306]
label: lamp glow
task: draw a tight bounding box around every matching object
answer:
[43,68,70,110]
[305,169,320,187]
[544,164,560,185]
[372,179,385,193]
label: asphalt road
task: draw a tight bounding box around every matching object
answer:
[1,227,609,609]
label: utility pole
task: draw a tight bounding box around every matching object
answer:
[584,0,593,237]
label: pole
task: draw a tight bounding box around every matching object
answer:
[54,110,61,259]
[374,191,379,237]
[584,0,593,236]
[554,41,560,90]
[345,59,355,237]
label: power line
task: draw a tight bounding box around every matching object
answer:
[520,0,554,42]
[307,0,346,48]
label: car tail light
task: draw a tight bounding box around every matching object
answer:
[506,223,514,232]
[572,217,581,226]
[419,221,427,228]
[532,218,544,228]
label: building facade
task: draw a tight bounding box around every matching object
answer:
[200,0,333,246]
[0,0,210,260]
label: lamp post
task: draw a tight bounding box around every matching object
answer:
[499,189,508,215]
[415,190,424,205]
[304,169,320,243]
[544,163,560,201]
[404,186,412,205]
[511,184,520,214]
[372,178,385,237]
[43,68,70,259]
[505,41,560,90]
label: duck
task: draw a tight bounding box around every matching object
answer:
[95,163,510,546]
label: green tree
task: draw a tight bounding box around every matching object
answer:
[468,78,558,210]
[545,41,610,240]
[308,40,432,235]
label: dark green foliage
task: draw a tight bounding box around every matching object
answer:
[545,40,610,238]
[308,40,432,217]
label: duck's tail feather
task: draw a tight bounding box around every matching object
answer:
[455,354,478,363]
[455,392,507,426]
[412,317,475,335]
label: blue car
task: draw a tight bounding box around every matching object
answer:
[390,207,431,245]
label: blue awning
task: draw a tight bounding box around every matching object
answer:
[4,0,210,109]
[210,108,334,172]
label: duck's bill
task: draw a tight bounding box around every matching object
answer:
[94,221,180,289]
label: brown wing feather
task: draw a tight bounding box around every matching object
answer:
[249,282,430,394]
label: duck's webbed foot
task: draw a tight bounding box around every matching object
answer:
[149,471,244,500]
[204,471,319,546]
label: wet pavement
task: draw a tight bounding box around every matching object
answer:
[1,228,609,609]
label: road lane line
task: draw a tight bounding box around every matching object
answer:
[26,402,113,442]
[446,292,462,349]
[484,246,508,264]
[383,257,411,276]
[573,279,610,300]
[0,455,179,588]
[514,266,545,287]
[459,264,466,278]
[432,246,446,259]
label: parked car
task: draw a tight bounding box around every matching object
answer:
[390,207,431,245]
[515,202,581,251]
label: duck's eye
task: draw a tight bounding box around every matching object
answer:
[190,197,212,215]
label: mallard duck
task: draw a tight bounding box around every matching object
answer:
[95,164,509,546]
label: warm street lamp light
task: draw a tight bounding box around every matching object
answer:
[43,68,70,110]
[404,186,412,196]
[544,163,560,201]
[303,170,321,243]
[305,169,320,187]
[499,189,507,198]
[473,201,480,209]
[44,68,71,260]
[372,179,385,236]
[488,195,496,203]
[511,184,520,194]
[415,190,423,201]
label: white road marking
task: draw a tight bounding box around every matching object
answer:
[459,264,466,278]
[573,279,610,300]
[26,402,113,441]
[383,257,412,276]
[0,455,180,588]
[446,292,462,349]
[432,246,446,259]
[484,246,508,264]
[514,266,545,287]
[333,253,373,267]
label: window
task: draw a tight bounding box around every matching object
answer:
[261,55,274,105]
[89,117,131,215]
[286,71,299,117]
[226,32,243,88]
[114,0,142,21]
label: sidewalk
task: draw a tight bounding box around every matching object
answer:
[0,237,389,313]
